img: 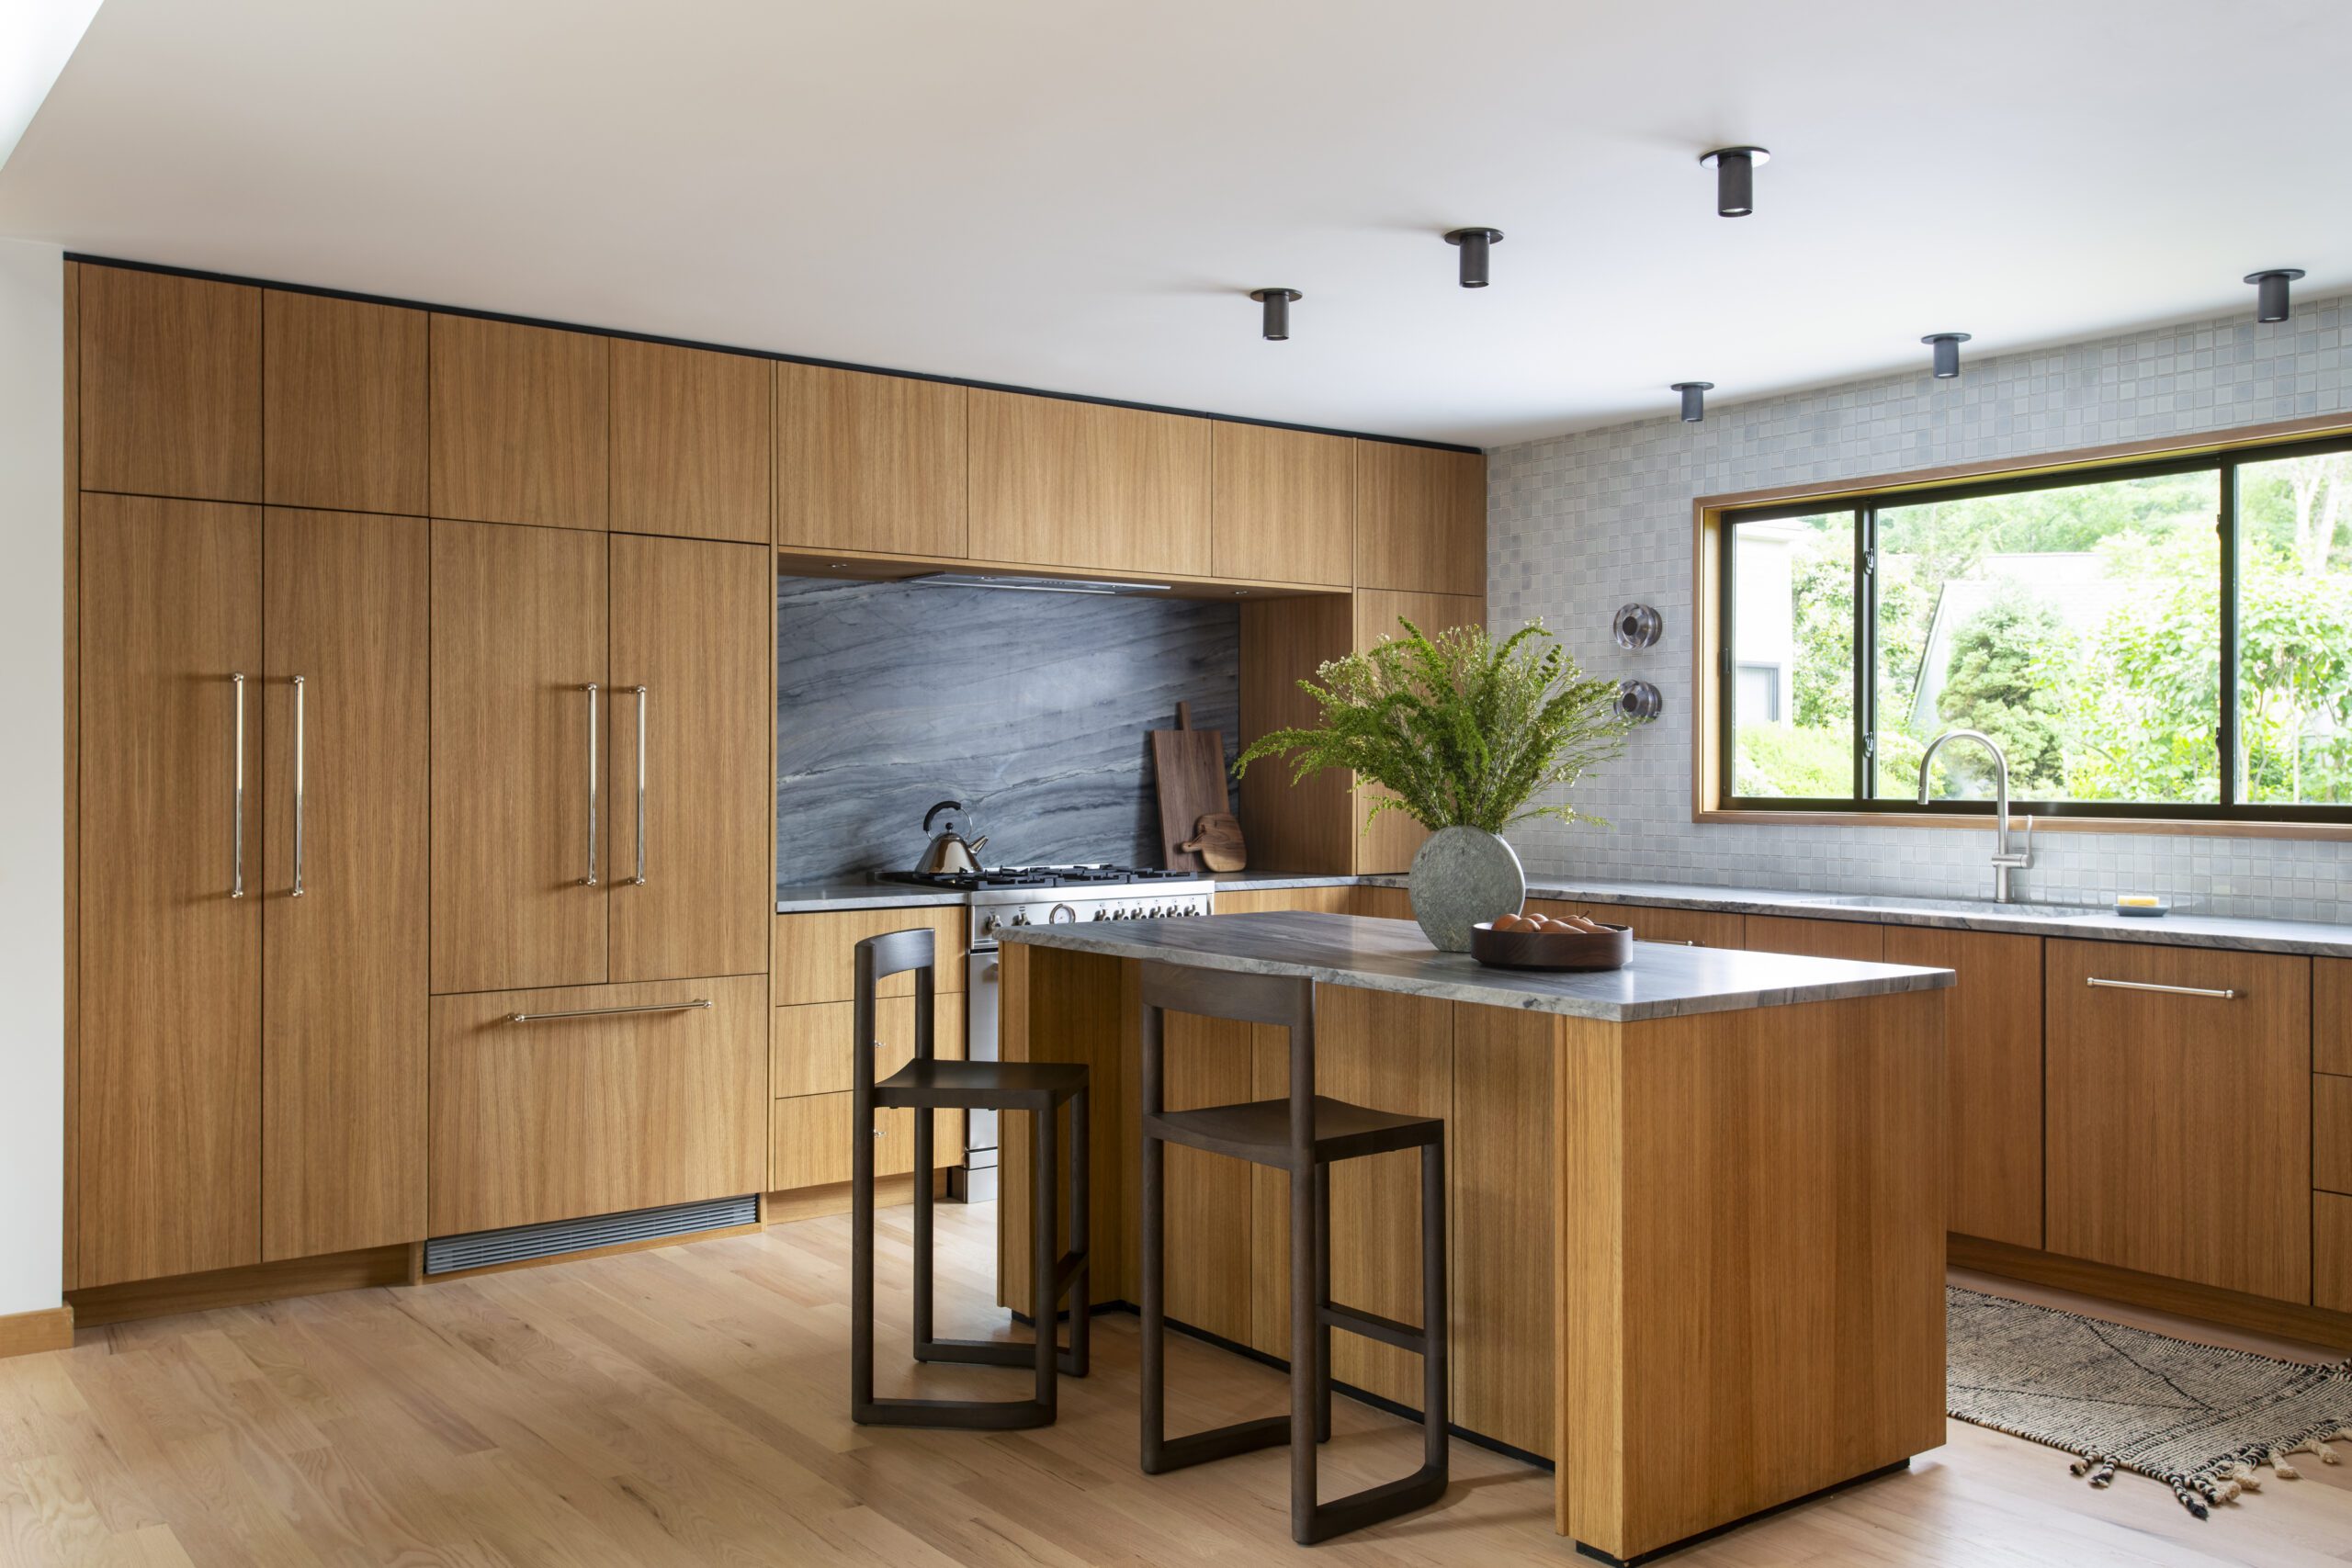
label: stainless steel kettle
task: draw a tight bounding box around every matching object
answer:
[914,799,988,876]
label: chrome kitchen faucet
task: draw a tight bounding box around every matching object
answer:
[1916,729,2034,904]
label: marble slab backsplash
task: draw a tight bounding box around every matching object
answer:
[775,575,1238,885]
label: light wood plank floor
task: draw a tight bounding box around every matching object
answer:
[3,1208,2347,1567]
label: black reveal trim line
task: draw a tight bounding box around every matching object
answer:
[65,252,1483,455]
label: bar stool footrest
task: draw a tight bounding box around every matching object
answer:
[1144,1415,1290,1474]
[1318,1301,1426,1352]
[1298,1462,1450,1546]
[854,1395,1057,1431]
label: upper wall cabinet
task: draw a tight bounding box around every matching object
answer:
[610,340,771,544]
[1353,441,1485,597]
[777,363,967,558]
[1211,423,1351,587]
[263,292,428,515]
[429,315,608,529]
[80,266,261,502]
[967,390,1211,577]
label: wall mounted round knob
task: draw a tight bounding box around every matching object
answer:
[1618,680,1664,723]
[1613,604,1663,650]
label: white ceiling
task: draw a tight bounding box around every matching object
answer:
[3,0,2346,447]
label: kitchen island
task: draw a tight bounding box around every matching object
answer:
[994,911,1955,1563]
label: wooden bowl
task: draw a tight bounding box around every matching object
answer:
[1469,919,1632,972]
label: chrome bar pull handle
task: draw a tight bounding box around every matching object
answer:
[2086,976,2238,1000]
[582,682,599,886]
[231,672,246,898]
[507,998,710,1025]
[631,684,648,886]
[289,674,306,897]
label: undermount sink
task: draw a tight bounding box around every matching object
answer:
[1816,893,2096,920]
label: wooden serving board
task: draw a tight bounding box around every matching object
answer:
[1150,703,1230,874]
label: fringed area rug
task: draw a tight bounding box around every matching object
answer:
[1947,1286,2352,1518]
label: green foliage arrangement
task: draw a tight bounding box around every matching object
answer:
[1234,619,1629,834]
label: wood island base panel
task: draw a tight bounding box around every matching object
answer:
[994,925,1949,1563]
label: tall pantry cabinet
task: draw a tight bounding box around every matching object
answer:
[71,265,774,1292]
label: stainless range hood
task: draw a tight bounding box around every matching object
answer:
[914,572,1172,596]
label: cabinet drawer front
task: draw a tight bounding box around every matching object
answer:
[772,997,967,1100]
[2320,1193,2352,1314]
[769,1092,959,1192]
[2046,939,2311,1302]
[429,975,764,1236]
[1213,886,1354,916]
[773,908,965,1006]
[2320,960,2352,1077]
[1530,899,1744,951]
[2319,1076,2352,1197]
[1743,914,1885,962]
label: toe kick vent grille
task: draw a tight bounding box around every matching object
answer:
[424,1194,759,1276]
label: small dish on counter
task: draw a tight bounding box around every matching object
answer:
[1469,918,1632,972]
[2114,896,2172,919]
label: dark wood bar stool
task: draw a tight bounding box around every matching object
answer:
[851,927,1090,1429]
[1137,963,1448,1544]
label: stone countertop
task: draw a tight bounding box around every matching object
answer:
[996,910,1953,1024]
[775,882,967,914]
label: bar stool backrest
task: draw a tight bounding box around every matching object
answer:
[1138,960,1316,1161]
[854,928,936,1099]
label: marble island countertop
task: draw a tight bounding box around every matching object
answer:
[994,909,1953,1023]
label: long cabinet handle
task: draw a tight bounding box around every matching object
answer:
[290,674,307,897]
[231,672,246,898]
[631,684,648,886]
[582,683,599,887]
[2086,976,2239,1000]
[506,998,711,1025]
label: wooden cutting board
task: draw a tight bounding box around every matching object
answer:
[1179,812,1248,873]
[1150,703,1231,874]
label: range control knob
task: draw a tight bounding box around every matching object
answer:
[1092,908,1110,920]
[1010,911,1029,926]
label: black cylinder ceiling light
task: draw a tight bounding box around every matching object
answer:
[1698,145,1770,217]
[2245,269,2305,323]
[1443,227,1504,288]
[1250,288,1301,341]
[1922,332,1972,379]
[1671,381,1713,422]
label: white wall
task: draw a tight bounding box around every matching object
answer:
[0,238,64,1315]
[1490,291,2352,922]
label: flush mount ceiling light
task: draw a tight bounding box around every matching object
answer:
[1670,381,1713,423]
[2245,268,2306,323]
[1922,332,1972,379]
[1250,288,1301,340]
[1697,146,1770,217]
[1442,228,1504,288]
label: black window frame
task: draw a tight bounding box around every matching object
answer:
[1714,431,2352,825]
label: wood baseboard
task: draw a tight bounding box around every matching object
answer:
[1951,1234,2352,1352]
[763,1169,944,1224]
[67,1245,415,1328]
[0,1305,74,1358]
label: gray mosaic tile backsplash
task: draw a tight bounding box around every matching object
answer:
[775,576,1238,884]
[1488,292,2352,922]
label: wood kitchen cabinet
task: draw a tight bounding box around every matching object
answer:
[1211,422,1352,586]
[428,975,765,1236]
[429,315,608,529]
[1530,898,1744,950]
[1351,589,1484,873]
[1743,914,1885,962]
[610,340,771,544]
[1352,440,1484,597]
[967,389,1211,577]
[260,510,430,1260]
[775,363,967,558]
[772,907,967,1007]
[2316,1073,2351,1196]
[2318,958,2352,1076]
[2046,939,2311,1302]
[430,521,609,994]
[1884,926,2044,1248]
[77,496,263,1287]
[262,291,428,515]
[80,266,262,502]
[606,535,772,981]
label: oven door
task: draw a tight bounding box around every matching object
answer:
[955,949,1000,1202]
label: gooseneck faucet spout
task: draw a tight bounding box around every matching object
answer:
[1917,729,2034,904]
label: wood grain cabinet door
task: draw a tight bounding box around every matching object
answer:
[429,976,765,1235]
[80,266,262,502]
[967,389,1211,576]
[262,292,428,514]
[78,496,263,1287]
[428,316,607,530]
[1352,440,1483,596]
[775,362,967,558]
[1210,423,1352,586]
[607,535,772,982]
[262,511,430,1260]
[430,520,608,994]
[610,340,771,544]
[2046,939,2311,1301]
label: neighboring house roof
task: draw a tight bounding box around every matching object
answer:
[1905,554,2131,733]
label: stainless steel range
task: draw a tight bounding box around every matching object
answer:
[878,866,1216,1201]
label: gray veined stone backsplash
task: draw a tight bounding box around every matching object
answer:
[775,575,1239,884]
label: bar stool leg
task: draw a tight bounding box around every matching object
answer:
[1033,1104,1057,1419]
[1289,1152,1318,1544]
[1313,1160,1332,1445]
[911,1106,933,1357]
[850,1090,876,1420]
[1067,1089,1091,1378]
[1421,1140,1449,1478]
[1139,1123,1167,1470]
